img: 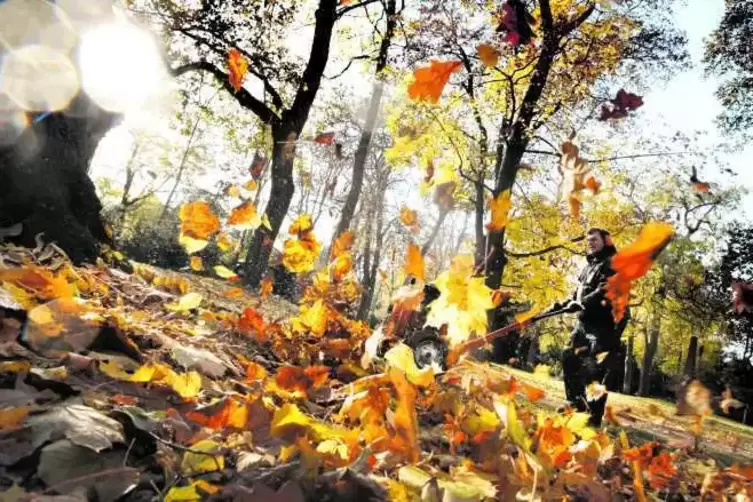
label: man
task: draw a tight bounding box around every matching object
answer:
[553,228,629,426]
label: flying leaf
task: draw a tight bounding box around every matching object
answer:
[190,256,203,272]
[214,265,238,280]
[399,207,419,232]
[294,300,328,337]
[228,201,262,230]
[605,222,674,322]
[179,201,221,241]
[224,185,241,198]
[599,89,643,121]
[179,234,208,254]
[676,379,711,417]
[282,237,321,274]
[227,48,248,93]
[331,231,354,259]
[477,43,499,67]
[216,232,236,253]
[407,60,462,104]
[166,292,203,312]
[181,439,224,475]
[403,243,425,281]
[721,386,745,414]
[388,366,420,462]
[289,214,314,236]
[486,190,511,232]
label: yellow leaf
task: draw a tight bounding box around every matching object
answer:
[180,439,224,475]
[179,233,209,254]
[295,300,328,337]
[384,343,435,386]
[166,292,204,312]
[486,190,511,231]
[243,179,258,191]
[477,43,500,67]
[403,243,425,281]
[169,371,202,399]
[164,481,219,502]
[189,256,203,272]
[216,232,236,253]
[261,214,272,231]
[0,360,31,373]
[28,304,55,325]
[213,265,238,280]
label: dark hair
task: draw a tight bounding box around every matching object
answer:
[587,227,617,256]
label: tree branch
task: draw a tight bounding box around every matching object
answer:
[506,235,585,258]
[337,0,380,18]
[171,61,278,125]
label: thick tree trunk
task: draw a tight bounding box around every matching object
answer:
[683,335,698,377]
[474,179,486,267]
[639,316,661,396]
[623,334,635,394]
[243,0,338,287]
[0,93,118,263]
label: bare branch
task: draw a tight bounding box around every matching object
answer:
[506,235,585,258]
[337,0,380,18]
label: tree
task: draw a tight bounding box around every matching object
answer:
[705,0,753,132]
[137,0,381,287]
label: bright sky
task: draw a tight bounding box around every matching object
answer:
[88,0,753,237]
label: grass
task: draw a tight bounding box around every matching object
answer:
[501,364,753,466]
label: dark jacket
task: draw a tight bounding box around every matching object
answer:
[572,248,628,346]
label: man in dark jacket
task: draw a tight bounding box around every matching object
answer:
[553,228,629,426]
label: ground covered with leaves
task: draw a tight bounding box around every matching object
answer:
[1,241,752,502]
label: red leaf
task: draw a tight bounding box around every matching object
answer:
[313,132,336,145]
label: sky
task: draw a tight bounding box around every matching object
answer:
[88,0,753,238]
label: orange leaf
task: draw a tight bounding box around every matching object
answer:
[179,201,221,241]
[403,243,425,281]
[694,181,710,193]
[260,277,273,299]
[228,201,261,230]
[313,132,335,145]
[477,43,500,67]
[0,266,73,302]
[486,190,511,232]
[407,60,462,104]
[0,407,30,430]
[275,365,331,396]
[647,452,677,490]
[584,175,601,194]
[399,207,418,227]
[187,397,248,430]
[190,256,203,272]
[238,307,267,342]
[223,287,244,299]
[387,366,420,463]
[605,222,673,322]
[331,231,354,259]
[227,48,248,93]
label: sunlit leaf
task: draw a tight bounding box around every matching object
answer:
[227,48,248,93]
[164,480,219,502]
[403,243,425,281]
[228,201,262,230]
[238,307,266,341]
[384,343,435,387]
[179,234,209,254]
[189,256,203,272]
[179,201,220,241]
[166,292,203,312]
[181,439,224,475]
[407,60,462,104]
[216,232,235,253]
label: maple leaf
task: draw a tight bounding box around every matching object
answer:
[186,397,249,430]
[407,60,462,104]
[403,242,425,281]
[294,299,329,336]
[599,89,644,121]
[227,48,248,93]
[289,214,314,236]
[486,190,511,232]
[179,201,221,241]
[647,452,678,491]
[282,238,321,274]
[0,266,74,304]
[477,43,499,67]
[228,201,262,230]
[605,222,674,322]
[238,307,266,341]
[426,255,495,346]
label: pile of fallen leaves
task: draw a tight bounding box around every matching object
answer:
[1,237,752,502]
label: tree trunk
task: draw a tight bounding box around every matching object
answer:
[623,334,635,394]
[421,208,449,256]
[684,336,698,377]
[358,180,387,321]
[639,315,661,396]
[0,93,118,263]
[243,0,338,287]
